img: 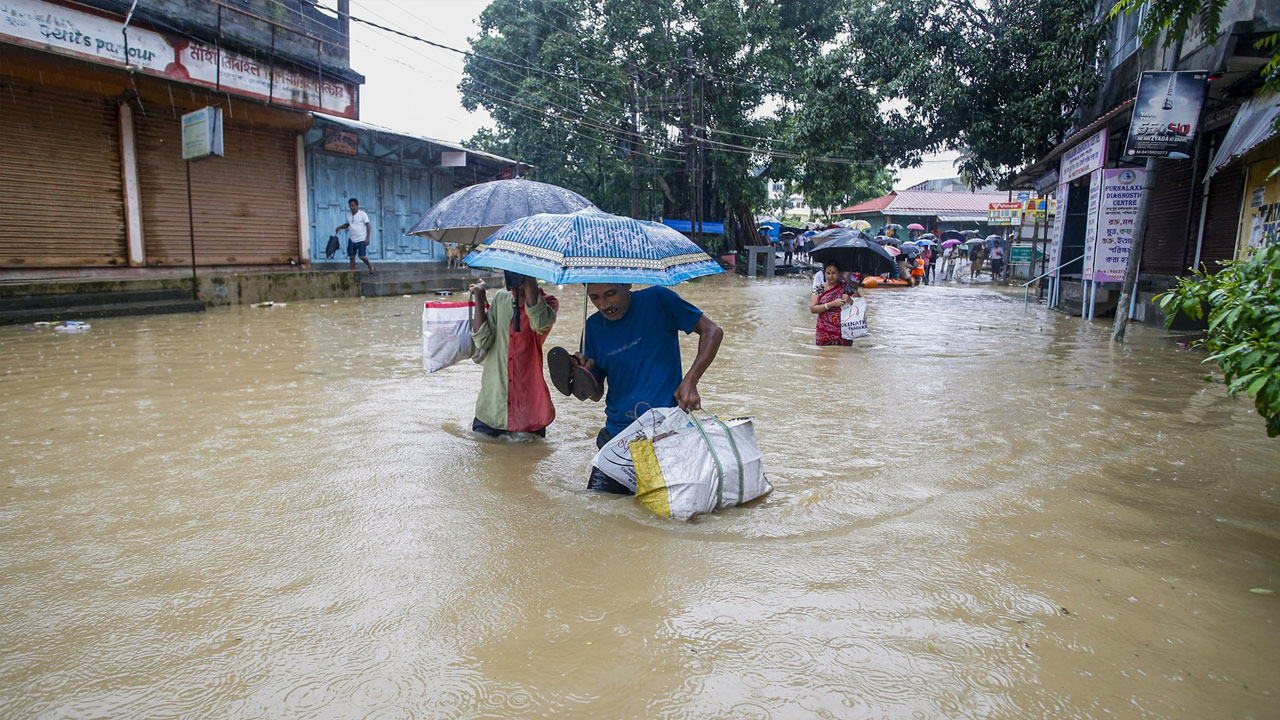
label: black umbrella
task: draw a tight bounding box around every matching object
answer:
[940,230,965,241]
[809,229,896,276]
[408,179,594,246]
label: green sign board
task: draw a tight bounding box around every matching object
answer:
[1009,245,1045,264]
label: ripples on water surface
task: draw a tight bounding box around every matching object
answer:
[0,276,1276,718]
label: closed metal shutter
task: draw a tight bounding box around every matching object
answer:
[135,109,298,265]
[0,85,126,267]
[1200,162,1246,270]
[1141,157,1198,276]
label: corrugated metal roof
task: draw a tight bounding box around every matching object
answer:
[835,192,896,215]
[1205,91,1280,181]
[885,190,1013,214]
[312,113,527,168]
[838,190,1014,216]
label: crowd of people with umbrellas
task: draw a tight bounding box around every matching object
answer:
[781,220,1009,346]
[786,221,1007,287]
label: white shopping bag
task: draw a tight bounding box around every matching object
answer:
[422,300,475,372]
[840,297,868,340]
[591,407,690,493]
[629,411,772,520]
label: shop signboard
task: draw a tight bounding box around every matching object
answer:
[1033,170,1059,195]
[321,128,359,156]
[1090,168,1145,282]
[988,202,1024,226]
[1023,198,1048,222]
[181,107,223,161]
[0,0,357,117]
[1060,129,1108,183]
[1048,185,1067,277]
[1009,244,1044,264]
[1124,71,1209,159]
[1081,169,1104,280]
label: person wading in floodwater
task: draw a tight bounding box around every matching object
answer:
[468,272,559,438]
[545,284,723,493]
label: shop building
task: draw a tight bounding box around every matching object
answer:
[1011,0,1279,319]
[304,115,525,266]
[0,0,361,275]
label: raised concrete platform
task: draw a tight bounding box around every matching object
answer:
[0,264,502,322]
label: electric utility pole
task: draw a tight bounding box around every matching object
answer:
[1112,38,1184,343]
[628,61,640,219]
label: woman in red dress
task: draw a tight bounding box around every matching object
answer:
[810,260,857,346]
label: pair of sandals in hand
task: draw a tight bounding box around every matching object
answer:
[547,347,600,400]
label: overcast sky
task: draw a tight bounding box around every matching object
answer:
[347,0,957,192]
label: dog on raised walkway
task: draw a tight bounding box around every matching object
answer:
[445,243,465,269]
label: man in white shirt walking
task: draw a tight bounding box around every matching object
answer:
[336,198,375,275]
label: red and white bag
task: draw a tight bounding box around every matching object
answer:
[422,300,475,372]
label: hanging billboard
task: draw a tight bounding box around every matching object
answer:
[1124,71,1209,159]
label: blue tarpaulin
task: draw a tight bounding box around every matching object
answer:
[661,219,726,234]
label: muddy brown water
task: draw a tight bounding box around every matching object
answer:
[1,276,1277,719]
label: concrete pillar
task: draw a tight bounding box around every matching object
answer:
[118,102,144,266]
[744,245,775,278]
[296,134,311,265]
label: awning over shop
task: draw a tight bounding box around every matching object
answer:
[311,113,528,170]
[937,214,987,223]
[1205,92,1280,181]
[1008,99,1135,187]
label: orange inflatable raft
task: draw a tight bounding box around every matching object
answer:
[860,277,910,288]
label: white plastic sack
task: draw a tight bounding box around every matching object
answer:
[840,297,868,340]
[629,412,772,520]
[422,300,475,373]
[591,408,691,493]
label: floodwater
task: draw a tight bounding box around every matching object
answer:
[1,276,1277,719]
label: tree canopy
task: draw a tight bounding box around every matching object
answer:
[459,0,1107,230]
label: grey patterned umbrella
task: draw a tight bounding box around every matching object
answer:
[407,179,594,246]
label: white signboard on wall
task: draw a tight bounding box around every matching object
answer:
[1060,129,1109,183]
[1047,184,1067,277]
[1091,168,1145,282]
[0,0,356,117]
[1081,169,1104,281]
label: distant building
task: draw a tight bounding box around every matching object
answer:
[905,176,997,193]
[835,190,1012,233]
[0,0,522,276]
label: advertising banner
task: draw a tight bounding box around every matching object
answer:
[1124,71,1209,159]
[1023,198,1048,222]
[1033,169,1059,195]
[1081,169,1104,281]
[0,0,356,117]
[988,202,1024,226]
[1060,129,1108,183]
[1090,168,1146,282]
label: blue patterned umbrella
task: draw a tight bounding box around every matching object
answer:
[462,209,723,286]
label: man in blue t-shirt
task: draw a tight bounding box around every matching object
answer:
[551,284,723,493]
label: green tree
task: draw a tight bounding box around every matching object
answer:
[842,0,1105,186]
[1158,244,1280,437]
[459,0,900,247]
